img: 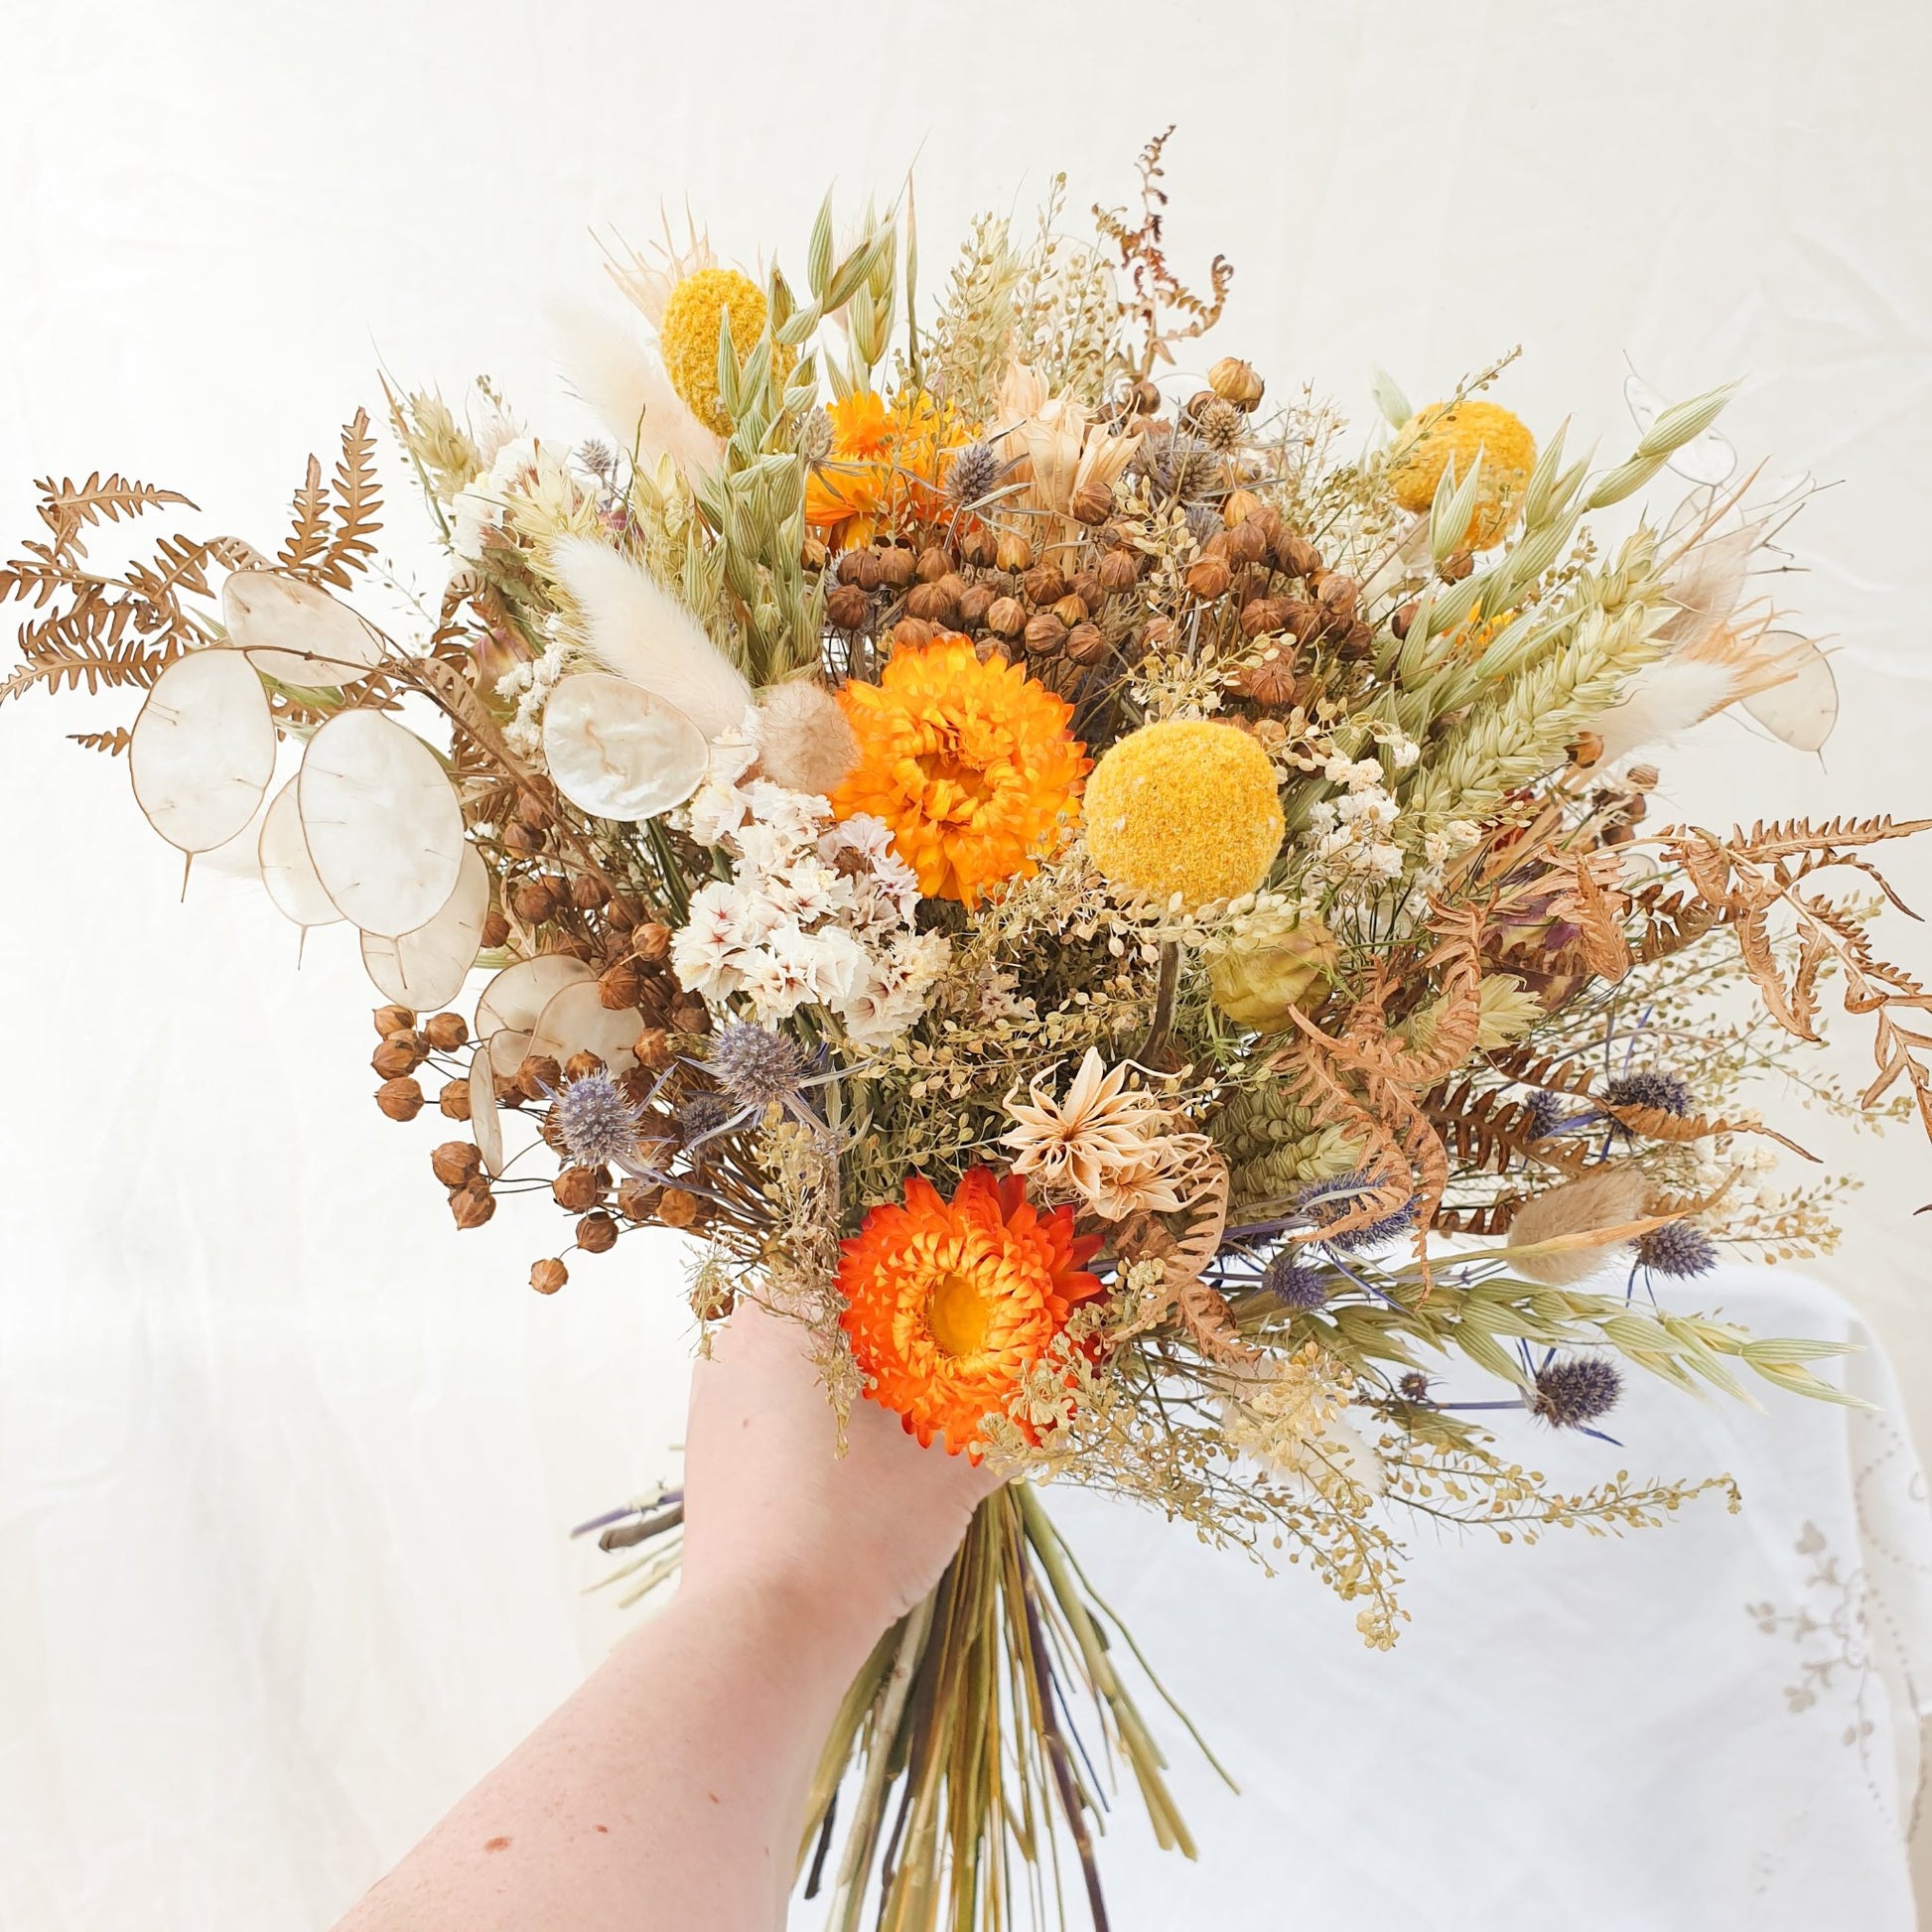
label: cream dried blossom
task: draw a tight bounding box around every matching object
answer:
[1003,1048,1190,1219]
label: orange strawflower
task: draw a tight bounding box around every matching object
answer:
[830,636,1088,907]
[838,1168,1104,1457]
[805,390,964,550]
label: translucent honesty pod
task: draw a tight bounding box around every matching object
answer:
[540,671,708,821]
[1657,521,1761,650]
[359,843,490,1009]
[257,775,342,927]
[1742,633,1840,754]
[223,571,386,686]
[1623,370,1737,486]
[297,710,465,937]
[474,954,597,1077]
[129,646,278,854]
[469,1046,504,1177]
[524,979,646,1077]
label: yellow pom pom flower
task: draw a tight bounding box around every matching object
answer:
[1389,399,1536,549]
[1085,720,1285,910]
[658,267,787,436]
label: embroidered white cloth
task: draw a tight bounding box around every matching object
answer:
[1049,1265,1932,1931]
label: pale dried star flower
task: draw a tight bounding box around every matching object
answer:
[1002,1048,1185,1219]
[553,1070,642,1167]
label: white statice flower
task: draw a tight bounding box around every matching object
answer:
[498,634,570,761]
[451,436,591,562]
[670,881,780,1000]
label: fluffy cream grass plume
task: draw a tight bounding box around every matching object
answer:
[550,537,750,740]
[1590,655,1739,765]
[551,305,723,478]
[1500,1167,1650,1287]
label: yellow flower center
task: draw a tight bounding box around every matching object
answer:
[926,1268,993,1358]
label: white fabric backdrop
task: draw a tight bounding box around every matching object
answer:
[3,2,1931,1926]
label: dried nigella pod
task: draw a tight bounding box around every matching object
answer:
[540,671,708,821]
[256,775,342,928]
[223,570,386,686]
[468,1045,504,1176]
[128,647,277,854]
[360,844,490,1010]
[297,710,465,936]
[524,979,646,1078]
[474,953,598,1077]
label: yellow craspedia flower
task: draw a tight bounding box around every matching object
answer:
[1389,399,1536,549]
[658,267,787,436]
[1085,720,1285,910]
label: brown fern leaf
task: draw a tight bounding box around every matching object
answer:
[1426,1079,1591,1182]
[318,409,381,589]
[4,593,179,703]
[1720,813,1932,862]
[68,726,132,757]
[1602,1101,1818,1163]
[35,474,197,556]
[278,454,332,577]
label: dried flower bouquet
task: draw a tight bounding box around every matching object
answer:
[7,131,1929,1931]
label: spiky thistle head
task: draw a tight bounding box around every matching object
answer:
[946,440,1008,510]
[1523,1090,1571,1141]
[677,1089,738,1147]
[1602,1069,1692,1119]
[708,1022,807,1111]
[1151,432,1219,503]
[1635,1219,1720,1278]
[1296,1170,1418,1252]
[1261,1250,1331,1309]
[1532,1355,1623,1429]
[553,1070,643,1168]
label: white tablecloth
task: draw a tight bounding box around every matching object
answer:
[2,1244,1925,1932]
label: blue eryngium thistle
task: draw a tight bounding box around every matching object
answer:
[1532,1355,1623,1429]
[1602,1069,1692,1118]
[1261,1250,1330,1309]
[708,1022,807,1111]
[1635,1220,1720,1278]
[1296,1170,1418,1251]
[553,1069,642,1168]
[1523,1090,1571,1141]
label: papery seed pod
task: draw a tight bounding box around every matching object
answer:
[935,572,970,610]
[617,1178,663,1222]
[517,1054,563,1101]
[996,531,1034,573]
[1276,532,1322,579]
[669,997,711,1035]
[439,1076,473,1121]
[840,548,880,589]
[553,1164,608,1212]
[657,1187,700,1229]
[513,790,551,830]
[1570,731,1604,769]
[825,583,871,629]
[1223,487,1263,526]
[1440,549,1475,583]
[374,1003,415,1037]
[563,1050,607,1083]
[915,546,950,584]
[481,907,511,950]
[373,1031,428,1079]
[892,618,937,648]
[1230,642,1301,706]
[570,873,610,910]
[1224,519,1270,568]
[877,545,916,590]
[530,1258,568,1295]
[986,596,1027,639]
[1391,599,1419,640]
[905,582,955,624]
[1209,356,1265,409]
[1024,612,1066,656]
[1240,597,1291,639]
[1051,594,1089,628]
[599,961,643,1010]
[800,535,829,573]
[1199,530,1231,562]
[1338,620,1376,657]
[1143,616,1175,646]
[1097,550,1140,596]
[1314,572,1360,618]
[424,1011,469,1051]
[1065,622,1109,666]
[1279,599,1318,640]
[1231,565,1274,606]
[955,583,997,629]
[959,526,998,568]
[449,1178,495,1229]
[512,880,554,926]
[1069,570,1103,611]
[1126,378,1163,415]
[376,1076,425,1121]
[576,1210,620,1254]
[633,922,672,963]
[1022,565,1066,607]
[1071,480,1113,525]
[1627,762,1660,792]
[1184,556,1232,601]
[501,820,543,856]
[432,1141,482,1188]
[1182,388,1219,423]
[633,1027,672,1069]
[605,897,639,933]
